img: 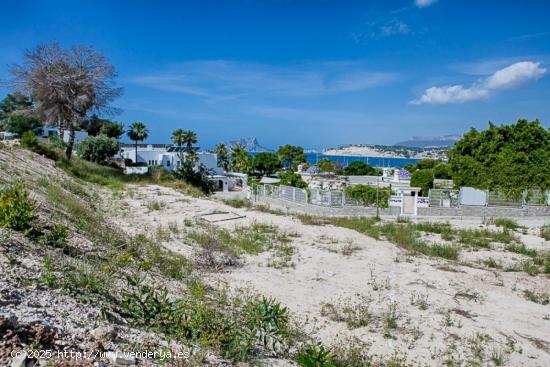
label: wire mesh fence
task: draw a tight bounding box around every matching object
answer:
[428,189,460,207]
[256,184,308,205]
[255,183,549,210]
[524,189,549,206]
[487,191,522,207]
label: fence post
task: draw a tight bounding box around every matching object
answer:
[342,190,346,207]
[293,187,296,202]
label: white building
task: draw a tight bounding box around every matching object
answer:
[120,144,221,174]
[41,127,89,144]
[210,172,248,192]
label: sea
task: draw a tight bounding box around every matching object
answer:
[304,153,419,169]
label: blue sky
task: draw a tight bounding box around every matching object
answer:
[1,0,549,149]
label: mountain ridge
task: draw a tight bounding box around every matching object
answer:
[224,137,272,152]
[394,134,461,148]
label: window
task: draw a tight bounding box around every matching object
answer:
[167,161,170,167]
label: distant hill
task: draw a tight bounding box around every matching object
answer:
[394,135,460,148]
[225,137,272,152]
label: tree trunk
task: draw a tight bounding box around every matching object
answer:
[135,140,138,164]
[65,128,76,160]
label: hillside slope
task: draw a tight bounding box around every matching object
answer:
[0,146,285,366]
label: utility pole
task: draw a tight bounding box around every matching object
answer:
[376,173,380,218]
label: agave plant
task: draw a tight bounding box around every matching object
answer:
[295,343,336,367]
[250,296,289,351]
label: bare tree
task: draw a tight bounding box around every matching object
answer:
[9,43,122,159]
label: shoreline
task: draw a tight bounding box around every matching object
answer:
[321,151,413,159]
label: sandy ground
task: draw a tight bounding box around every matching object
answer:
[113,184,550,366]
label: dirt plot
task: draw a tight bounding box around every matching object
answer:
[115,184,550,366]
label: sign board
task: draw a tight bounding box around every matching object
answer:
[389,196,403,207]
[416,197,430,208]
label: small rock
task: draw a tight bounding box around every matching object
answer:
[10,353,27,367]
[91,325,117,341]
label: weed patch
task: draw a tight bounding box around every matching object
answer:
[223,198,252,209]
[541,225,550,241]
[523,290,549,305]
[320,296,371,329]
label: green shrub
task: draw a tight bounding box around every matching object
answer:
[449,119,550,198]
[5,114,42,136]
[76,134,119,164]
[433,163,452,179]
[540,225,550,241]
[0,182,36,232]
[48,134,67,149]
[278,170,308,188]
[415,159,440,170]
[252,152,282,176]
[20,132,63,160]
[174,159,215,194]
[41,224,78,256]
[342,161,376,176]
[120,276,291,362]
[250,296,289,350]
[20,130,38,147]
[296,344,336,367]
[121,275,175,327]
[317,159,342,174]
[345,185,390,208]
[410,169,434,196]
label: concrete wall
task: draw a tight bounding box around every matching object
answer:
[253,197,550,218]
[418,205,550,217]
[254,196,400,217]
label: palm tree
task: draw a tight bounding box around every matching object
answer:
[214,143,230,171]
[183,130,198,151]
[127,122,149,164]
[230,144,250,173]
[171,128,186,149]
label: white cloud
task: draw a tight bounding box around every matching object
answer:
[380,20,410,36]
[128,61,398,101]
[415,0,438,8]
[485,61,546,89]
[411,61,546,105]
[352,18,411,41]
[412,85,489,105]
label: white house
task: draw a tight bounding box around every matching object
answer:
[41,127,89,144]
[0,131,18,140]
[210,172,248,192]
[120,144,221,174]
